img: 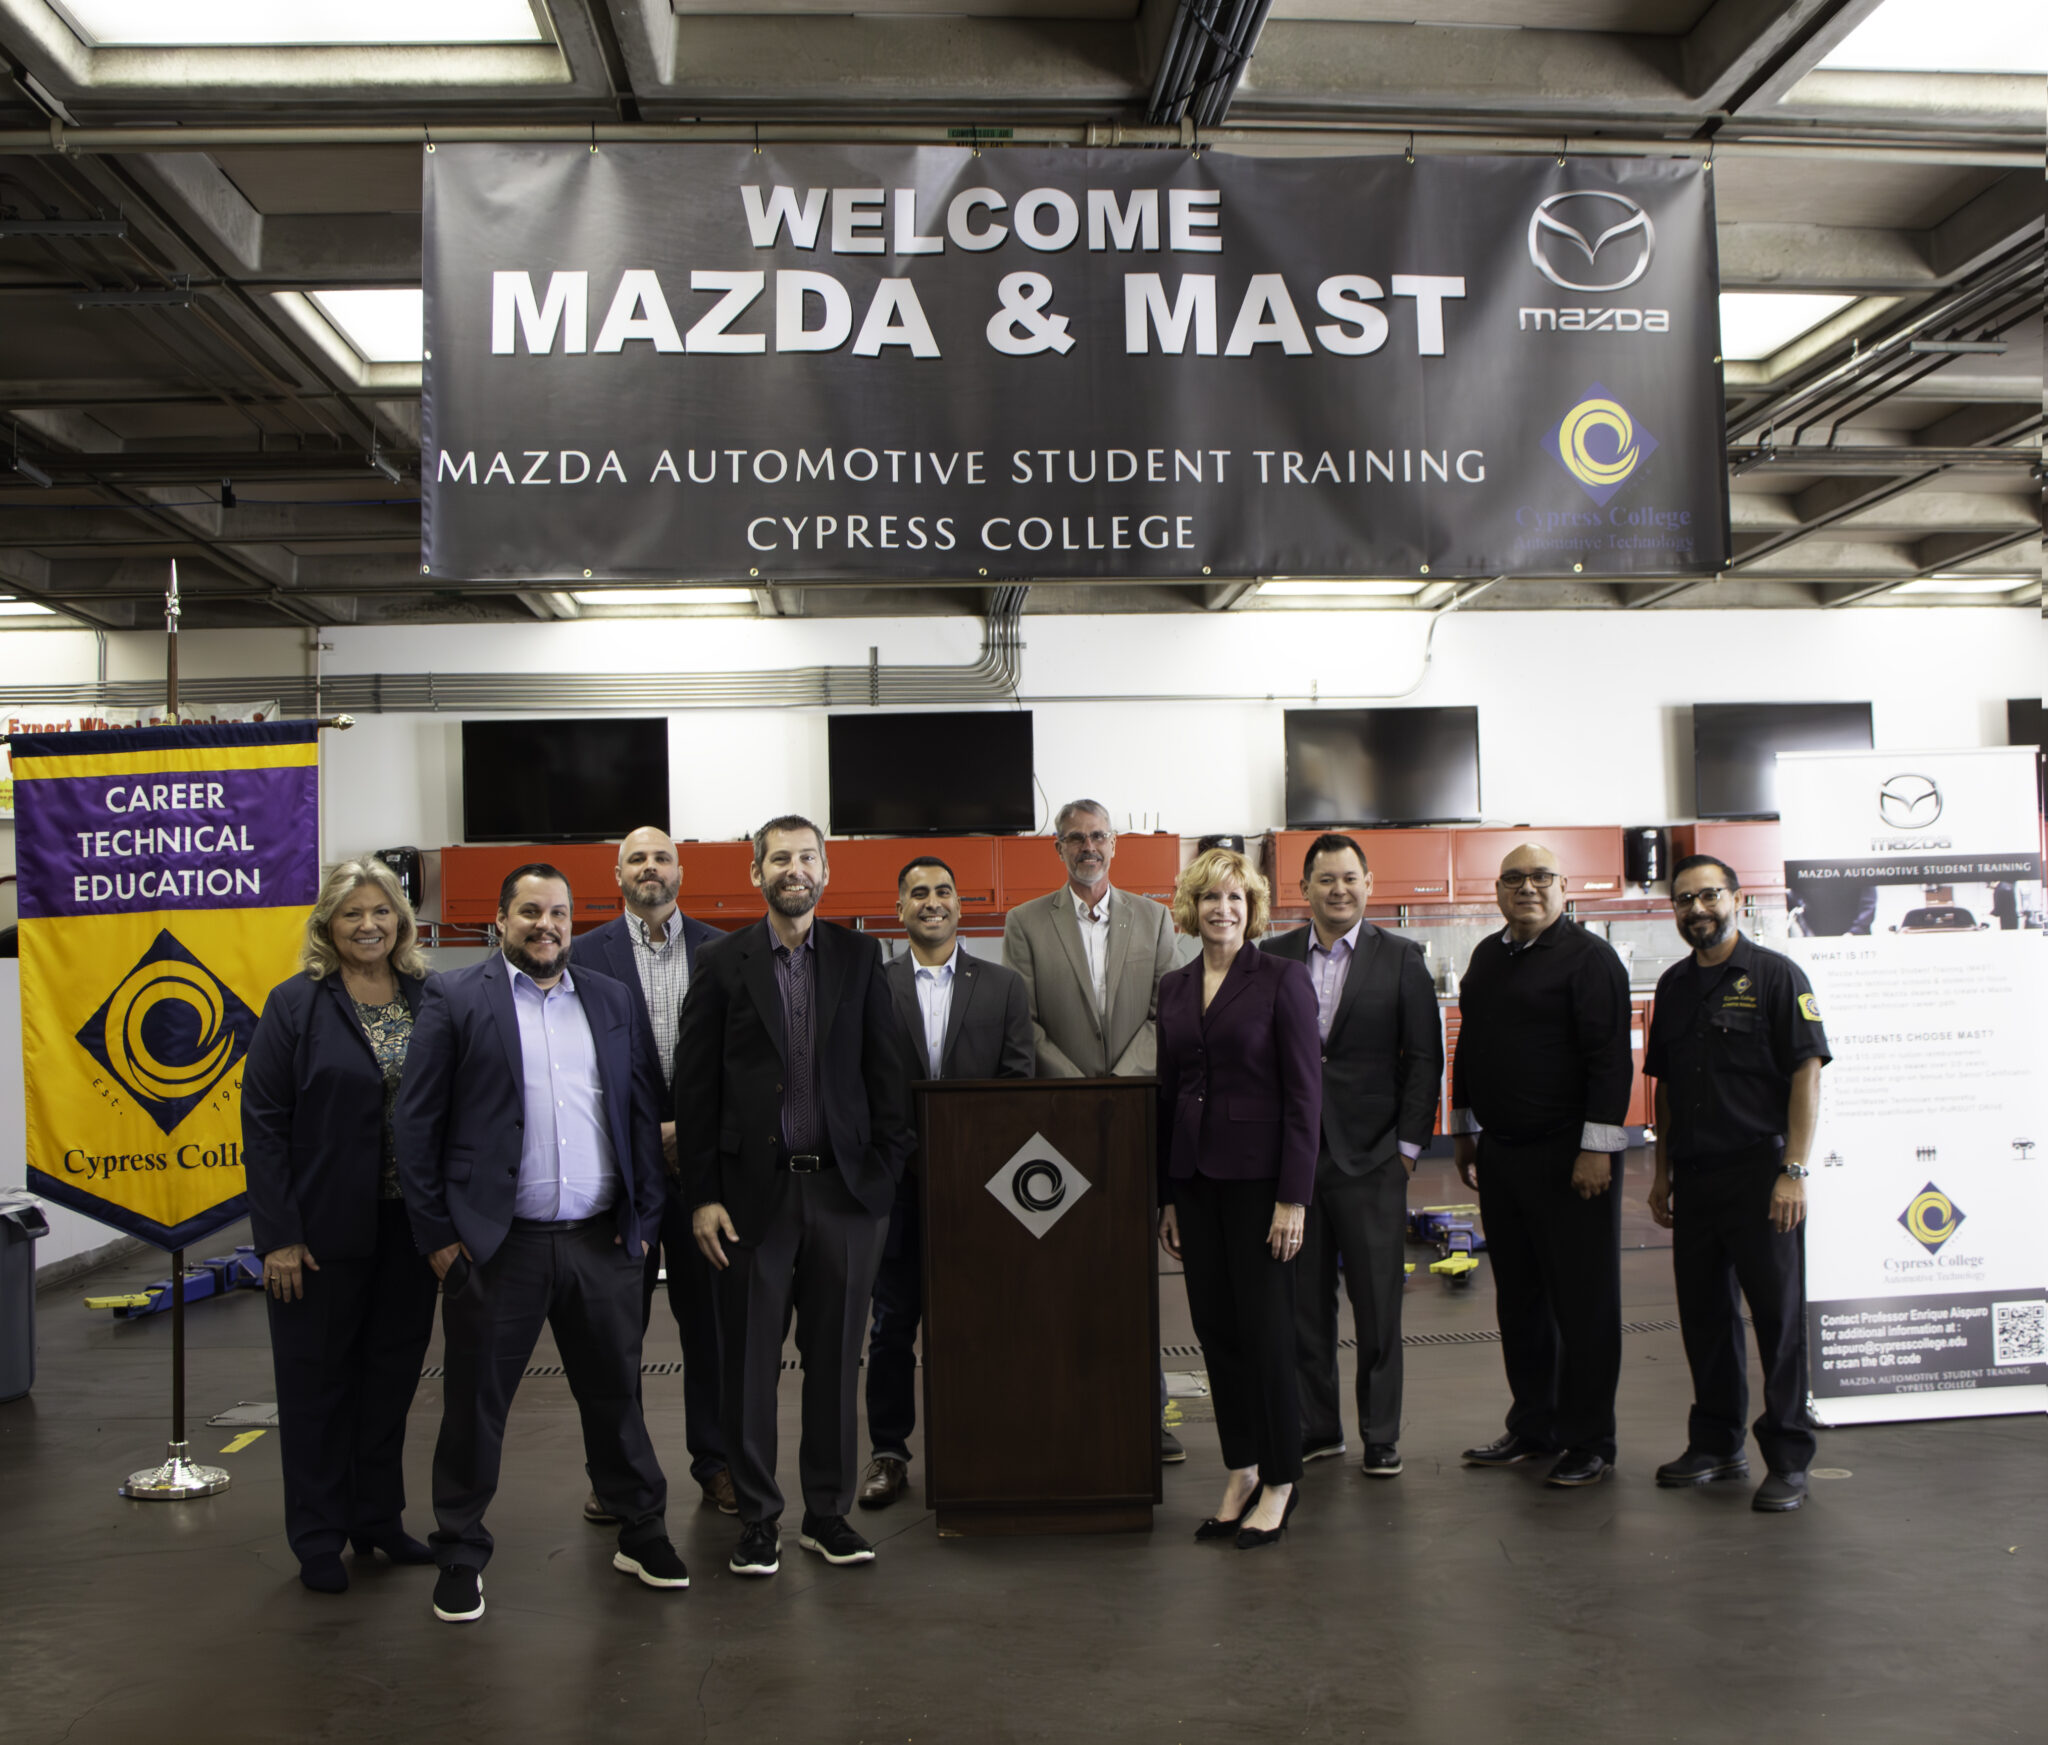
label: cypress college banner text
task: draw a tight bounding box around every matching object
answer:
[13,723,320,1250]
[423,146,1728,583]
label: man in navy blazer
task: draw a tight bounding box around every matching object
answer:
[1262,833,1443,1478]
[572,826,732,1517]
[675,816,915,1577]
[397,865,681,1622]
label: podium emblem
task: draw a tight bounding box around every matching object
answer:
[987,1132,1093,1239]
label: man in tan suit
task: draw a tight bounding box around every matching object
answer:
[1003,797,1191,1458]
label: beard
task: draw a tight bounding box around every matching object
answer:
[767,875,820,919]
[1683,912,1734,950]
[632,870,680,908]
[504,936,569,979]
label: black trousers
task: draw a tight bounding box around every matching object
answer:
[641,1184,729,1483]
[717,1166,890,1525]
[1475,1134,1623,1462]
[863,1171,922,1462]
[431,1219,667,1571]
[1296,1151,1410,1450]
[1672,1155,1815,1474]
[266,1198,437,1562]
[1173,1173,1302,1486]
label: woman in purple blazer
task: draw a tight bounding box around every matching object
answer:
[1157,846,1322,1548]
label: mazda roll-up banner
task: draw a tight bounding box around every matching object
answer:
[422,146,1727,583]
[1779,748,2047,1424]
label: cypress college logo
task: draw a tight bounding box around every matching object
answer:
[75,929,259,1135]
[1899,1183,1965,1253]
[1544,382,1659,507]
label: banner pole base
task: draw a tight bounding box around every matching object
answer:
[119,1440,230,1500]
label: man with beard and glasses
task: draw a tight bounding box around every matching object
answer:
[1646,855,1830,1514]
[1003,798,1193,1460]
[571,828,733,1523]
[675,816,914,1577]
[397,866,678,1623]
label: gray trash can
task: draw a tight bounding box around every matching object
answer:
[0,1194,51,1402]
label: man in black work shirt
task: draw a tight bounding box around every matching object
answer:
[1646,854,1830,1513]
[1450,842,1634,1487]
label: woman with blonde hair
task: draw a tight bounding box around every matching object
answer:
[242,857,438,1593]
[1157,847,1322,1548]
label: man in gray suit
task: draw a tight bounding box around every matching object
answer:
[1262,833,1443,1477]
[858,856,1034,1510]
[1002,797,1190,1457]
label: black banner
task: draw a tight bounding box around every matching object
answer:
[421,146,1728,583]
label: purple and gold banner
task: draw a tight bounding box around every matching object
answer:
[13,723,319,1248]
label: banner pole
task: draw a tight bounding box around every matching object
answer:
[117,560,230,1500]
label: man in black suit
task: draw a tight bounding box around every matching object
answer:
[573,826,733,1520]
[676,816,915,1577]
[1262,834,1442,1478]
[857,856,1034,1511]
[396,865,683,1624]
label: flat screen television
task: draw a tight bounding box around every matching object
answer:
[2011,698,2045,812]
[1692,702,1873,821]
[461,718,669,843]
[1283,707,1481,827]
[827,710,1034,834]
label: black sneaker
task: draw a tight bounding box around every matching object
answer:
[613,1538,690,1589]
[1301,1440,1347,1463]
[1752,1471,1807,1513]
[729,1520,780,1578]
[431,1566,484,1623]
[1160,1429,1187,1464]
[1655,1450,1750,1488]
[798,1512,877,1566]
[1361,1444,1403,1477]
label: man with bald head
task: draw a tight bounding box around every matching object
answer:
[575,827,733,1516]
[1449,843,1634,1488]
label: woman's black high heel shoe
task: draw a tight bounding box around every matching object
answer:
[1194,1482,1263,1542]
[1235,1484,1300,1550]
[349,1528,435,1565]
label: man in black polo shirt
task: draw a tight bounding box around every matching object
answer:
[1646,854,1830,1513]
[1450,842,1634,1488]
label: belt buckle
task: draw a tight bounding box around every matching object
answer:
[788,1152,824,1174]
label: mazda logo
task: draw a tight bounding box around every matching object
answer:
[1527,192,1655,293]
[1012,1160,1067,1214]
[1878,773,1942,831]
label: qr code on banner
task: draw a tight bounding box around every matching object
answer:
[1992,1300,2046,1366]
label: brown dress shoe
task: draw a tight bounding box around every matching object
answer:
[857,1455,909,1510]
[699,1470,739,1516]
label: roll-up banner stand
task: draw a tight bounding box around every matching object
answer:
[1780,747,2047,1424]
[421,146,1728,584]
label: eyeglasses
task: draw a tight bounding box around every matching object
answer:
[1059,831,1114,850]
[1496,869,1558,889]
[1673,888,1731,909]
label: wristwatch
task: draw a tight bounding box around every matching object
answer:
[1782,1160,1810,1181]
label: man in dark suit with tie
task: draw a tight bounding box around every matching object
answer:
[857,855,1034,1511]
[397,865,682,1625]
[676,815,915,1578]
[1261,834,1443,1478]
[572,826,733,1520]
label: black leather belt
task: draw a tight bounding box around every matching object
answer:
[783,1152,829,1174]
[512,1213,610,1232]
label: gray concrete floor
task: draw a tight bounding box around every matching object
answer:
[2,1151,2042,1744]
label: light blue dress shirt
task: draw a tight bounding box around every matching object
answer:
[508,964,620,1221]
[912,946,959,1077]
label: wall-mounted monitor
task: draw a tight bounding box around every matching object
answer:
[1692,702,1873,821]
[827,710,1035,835]
[461,718,670,843]
[1283,707,1481,827]
[2010,698,2045,812]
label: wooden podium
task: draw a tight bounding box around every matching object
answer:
[918,1077,1160,1536]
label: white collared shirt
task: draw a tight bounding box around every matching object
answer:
[912,944,960,1076]
[1071,888,1112,1013]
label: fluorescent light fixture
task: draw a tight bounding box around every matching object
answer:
[0,598,58,616]
[569,587,757,607]
[51,1,547,47]
[1259,580,1426,598]
[1818,0,2048,74]
[310,290,424,365]
[1718,292,1856,361]
[1893,575,2039,594]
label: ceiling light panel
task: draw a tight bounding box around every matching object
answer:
[1818,0,2048,74]
[1718,292,1856,361]
[309,290,424,365]
[1260,580,1426,597]
[570,588,757,606]
[52,1,547,48]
